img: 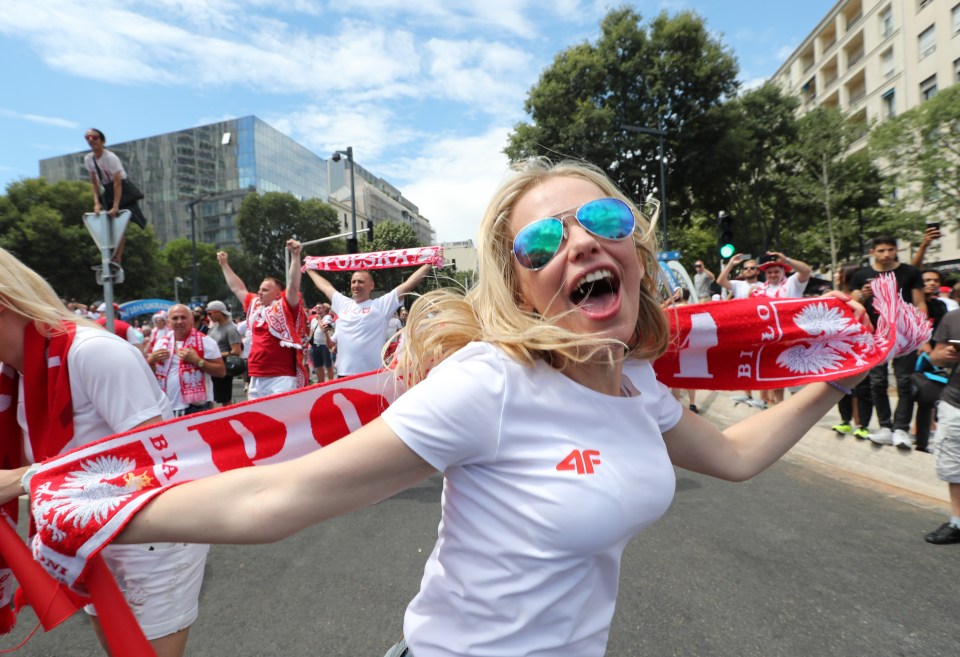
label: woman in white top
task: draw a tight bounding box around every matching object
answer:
[113,159,867,657]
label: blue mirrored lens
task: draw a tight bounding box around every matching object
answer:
[513,218,563,270]
[577,198,635,240]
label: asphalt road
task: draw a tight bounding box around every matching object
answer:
[6,453,958,657]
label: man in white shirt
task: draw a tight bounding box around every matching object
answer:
[307,265,432,376]
[146,304,225,416]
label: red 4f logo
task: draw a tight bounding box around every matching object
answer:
[556,449,601,475]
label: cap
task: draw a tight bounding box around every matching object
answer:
[757,254,791,273]
[97,302,119,312]
[206,300,229,314]
[939,286,952,294]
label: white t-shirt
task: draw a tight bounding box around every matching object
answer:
[18,327,172,462]
[155,334,221,411]
[381,342,683,657]
[728,279,758,299]
[330,290,401,376]
[751,272,808,299]
[83,149,127,185]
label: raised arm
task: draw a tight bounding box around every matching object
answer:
[218,251,249,306]
[396,264,434,298]
[117,418,436,545]
[716,254,746,290]
[769,251,812,283]
[306,269,338,302]
[285,239,302,309]
[912,226,940,267]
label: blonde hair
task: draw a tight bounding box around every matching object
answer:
[0,248,97,336]
[394,158,669,385]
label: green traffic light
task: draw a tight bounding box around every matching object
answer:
[720,243,736,259]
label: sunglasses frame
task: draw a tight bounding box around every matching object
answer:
[512,197,637,271]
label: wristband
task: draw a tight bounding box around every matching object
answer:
[826,380,852,396]
[20,464,40,496]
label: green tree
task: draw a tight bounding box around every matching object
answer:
[870,84,960,234]
[236,192,341,280]
[357,220,424,296]
[158,238,227,303]
[0,178,160,301]
[505,7,739,230]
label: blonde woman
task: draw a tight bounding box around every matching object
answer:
[0,248,207,657]
[105,160,865,657]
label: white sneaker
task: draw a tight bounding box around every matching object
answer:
[731,394,750,403]
[868,427,894,445]
[745,398,768,410]
[892,429,913,449]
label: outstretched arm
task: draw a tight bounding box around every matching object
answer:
[117,418,436,545]
[285,239,302,309]
[306,269,338,302]
[218,251,249,306]
[396,264,434,298]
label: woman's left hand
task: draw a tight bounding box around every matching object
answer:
[820,290,873,332]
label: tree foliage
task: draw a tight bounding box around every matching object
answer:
[870,84,960,235]
[505,7,739,229]
[0,178,161,302]
[236,192,341,281]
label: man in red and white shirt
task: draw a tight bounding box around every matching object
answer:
[94,302,141,345]
[218,240,307,399]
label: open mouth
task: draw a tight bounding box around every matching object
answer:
[570,269,620,308]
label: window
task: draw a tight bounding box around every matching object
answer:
[880,6,893,37]
[920,74,937,101]
[918,0,932,10]
[881,89,896,118]
[955,57,960,83]
[953,3,960,34]
[881,48,895,77]
[919,25,936,59]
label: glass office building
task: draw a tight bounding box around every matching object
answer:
[40,116,330,247]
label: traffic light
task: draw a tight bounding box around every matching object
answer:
[366,220,374,241]
[346,237,359,254]
[717,211,735,259]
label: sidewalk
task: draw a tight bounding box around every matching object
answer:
[692,389,950,507]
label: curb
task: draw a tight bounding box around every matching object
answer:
[691,389,949,507]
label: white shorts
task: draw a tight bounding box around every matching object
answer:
[933,400,960,483]
[85,542,210,640]
[247,375,298,400]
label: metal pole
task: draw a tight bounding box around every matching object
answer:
[348,147,357,241]
[189,201,200,301]
[102,217,115,334]
[657,129,668,249]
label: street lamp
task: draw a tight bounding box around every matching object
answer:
[173,276,184,303]
[331,146,358,253]
[186,195,212,302]
[621,123,668,248]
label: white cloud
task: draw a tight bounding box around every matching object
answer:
[0,109,78,129]
[389,126,514,243]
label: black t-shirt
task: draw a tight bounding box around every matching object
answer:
[933,309,960,409]
[849,263,923,324]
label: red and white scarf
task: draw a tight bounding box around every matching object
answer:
[10,274,930,653]
[0,322,82,633]
[303,245,444,272]
[246,292,309,387]
[153,329,207,406]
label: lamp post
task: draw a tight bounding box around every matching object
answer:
[331,147,358,253]
[186,195,211,302]
[173,276,184,303]
[621,123,668,248]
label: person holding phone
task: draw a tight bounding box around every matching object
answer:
[850,235,926,448]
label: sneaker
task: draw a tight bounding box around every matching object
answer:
[745,398,767,410]
[892,429,913,450]
[689,404,699,414]
[925,522,960,545]
[731,394,751,404]
[853,428,869,439]
[831,423,854,435]
[868,427,894,445]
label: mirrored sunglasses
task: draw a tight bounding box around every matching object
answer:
[512,197,636,271]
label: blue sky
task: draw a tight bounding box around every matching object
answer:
[0,0,835,243]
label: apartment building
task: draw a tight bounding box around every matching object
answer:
[772,0,960,266]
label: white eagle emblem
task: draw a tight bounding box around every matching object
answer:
[776,302,873,374]
[33,455,152,543]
